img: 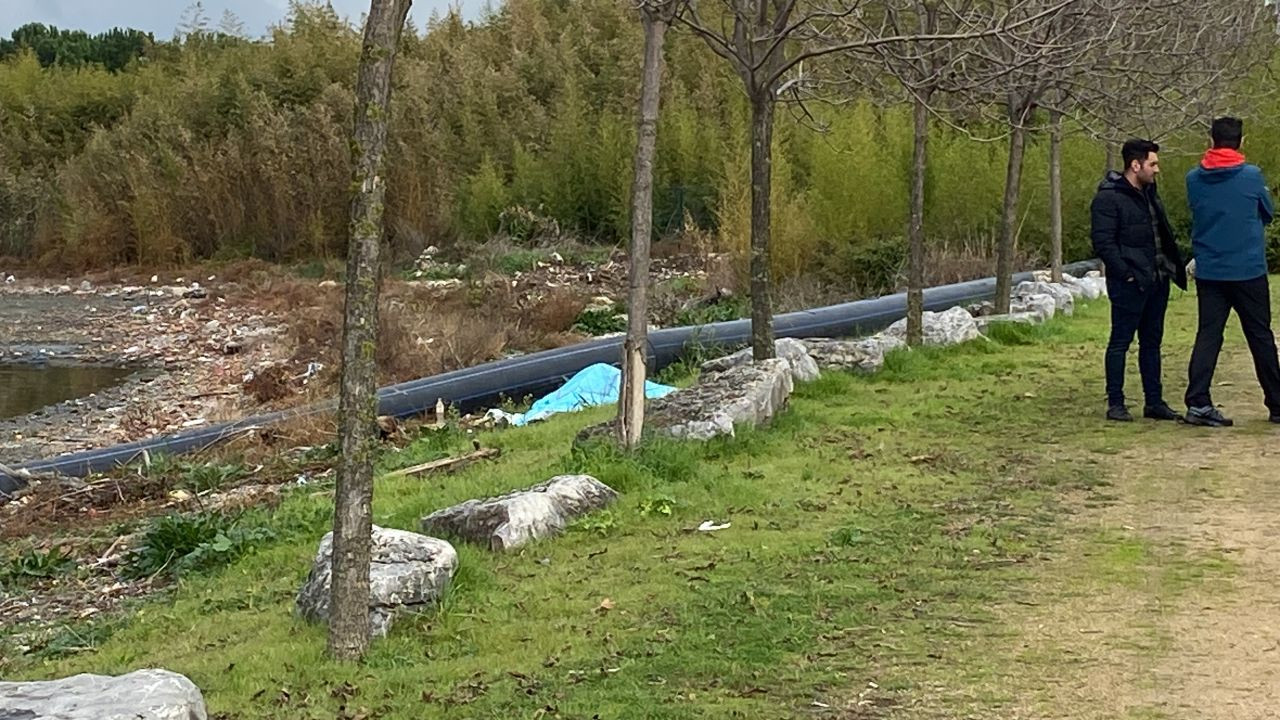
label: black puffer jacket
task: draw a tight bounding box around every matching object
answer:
[1090,171,1187,291]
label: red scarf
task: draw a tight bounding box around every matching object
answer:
[1202,147,1246,169]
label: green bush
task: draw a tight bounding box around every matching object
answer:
[0,547,74,589]
[654,335,719,384]
[124,512,275,579]
[179,462,245,494]
[572,305,627,336]
[675,295,749,326]
[815,235,907,295]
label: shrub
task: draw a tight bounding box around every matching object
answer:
[0,547,75,589]
[124,512,275,578]
[572,304,627,336]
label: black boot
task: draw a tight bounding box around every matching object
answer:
[1143,404,1182,422]
[1107,405,1134,422]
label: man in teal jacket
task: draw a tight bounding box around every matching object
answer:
[1184,116,1279,427]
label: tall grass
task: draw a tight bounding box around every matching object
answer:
[2,0,1277,284]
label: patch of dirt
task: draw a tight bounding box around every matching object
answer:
[984,339,1280,719]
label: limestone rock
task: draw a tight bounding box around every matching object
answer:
[296,526,457,638]
[975,312,1043,332]
[799,334,903,374]
[1063,273,1106,300]
[0,669,207,720]
[884,306,981,347]
[656,358,792,440]
[421,475,618,551]
[701,337,820,383]
[578,358,793,443]
[1014,281,1074,316]
[1010,294,1058,322]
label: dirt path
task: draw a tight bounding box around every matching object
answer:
[996,340,1280,719]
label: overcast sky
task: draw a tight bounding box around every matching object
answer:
[1,1,488,39]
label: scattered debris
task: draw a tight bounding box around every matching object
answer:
[385,448,501,479]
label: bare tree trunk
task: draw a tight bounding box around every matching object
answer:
[1103,142,1116,175]
[1049,108,1064,283]
[328,0,411,663]
[906,93,929,346]
[994,98,1029,315]
[749,91,776,360]
[618,10,668,450]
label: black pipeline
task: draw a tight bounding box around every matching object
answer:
[1,260,1099,491]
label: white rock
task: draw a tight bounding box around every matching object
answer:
[1010,294,1058,322]
[1056,274,1085,298]
[799,334,902,374]
[884,306,981,347]
[655,359,793,441]
[421,475,618,551]
[1014,281,1074,316]
[975,312,1043,332]
[296,526,458,638]
[0,669,207,720]
[701,337,820,383]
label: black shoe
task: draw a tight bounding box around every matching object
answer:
[1107,405,1133,422]
[1143,404,1182,421]
[1186,406,1234,427]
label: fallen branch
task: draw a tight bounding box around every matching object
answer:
[188,390,240,400]
[386,448,501,479]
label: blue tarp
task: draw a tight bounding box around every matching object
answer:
[498,362,677,426]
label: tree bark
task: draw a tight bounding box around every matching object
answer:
[1104,142,1116,175]
[994,97,1029,315]
[907,93,929,346]
[618,9,668,450]
[749,91,776,360]
[328,0,411,663]
[1049,108,1064,283]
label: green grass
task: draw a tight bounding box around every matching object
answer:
[0,295,1247,717]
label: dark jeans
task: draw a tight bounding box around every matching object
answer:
[1106,277,1169,407]
[1185,275,1280,413]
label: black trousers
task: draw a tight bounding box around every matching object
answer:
[1185,275,1280,414]
[1106,277,1169,407]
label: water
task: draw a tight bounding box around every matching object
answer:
[0,363,133,419]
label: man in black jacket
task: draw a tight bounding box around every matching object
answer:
[1090,138,1188,422]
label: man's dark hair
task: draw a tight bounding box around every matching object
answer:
[1122,139,1160,172]
[1211,116,1244,149]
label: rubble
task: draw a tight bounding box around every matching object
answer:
[0,280,291,465]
